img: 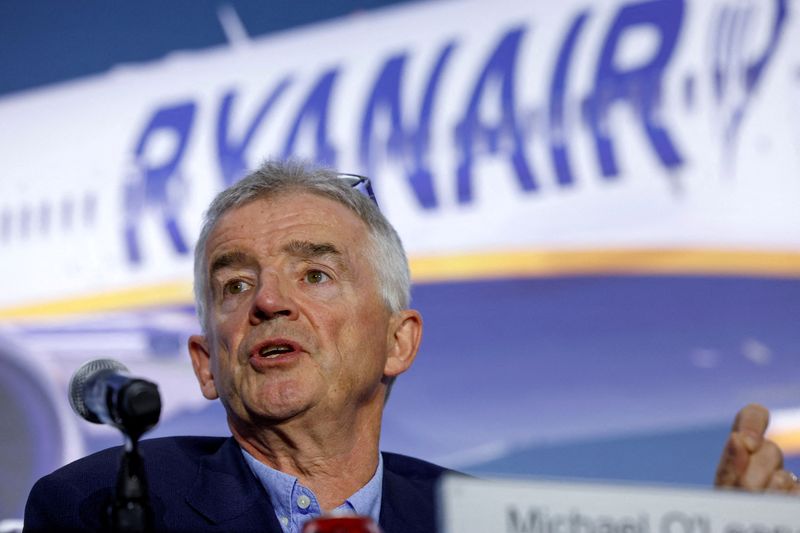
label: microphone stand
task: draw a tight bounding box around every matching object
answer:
[68,360,161,533]
[110,434,153,533]
[105,378,161,533]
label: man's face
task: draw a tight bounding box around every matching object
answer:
[188,192,419,431]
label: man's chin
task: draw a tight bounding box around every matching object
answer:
[233,398,315,428]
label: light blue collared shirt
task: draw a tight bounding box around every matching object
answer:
[241,448,383,533]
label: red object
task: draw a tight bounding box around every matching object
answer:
[302,515,383,533]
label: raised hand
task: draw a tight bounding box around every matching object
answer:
[715,403,799,494]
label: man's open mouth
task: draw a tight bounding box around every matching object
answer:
[258,344,296,359]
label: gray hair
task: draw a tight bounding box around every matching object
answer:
[193,159,411,330]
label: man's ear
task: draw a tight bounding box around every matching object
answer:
[188,334,219,400]
[383,309,423,378]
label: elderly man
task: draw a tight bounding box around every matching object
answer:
[25,160,438,533]
[24,160,798,532]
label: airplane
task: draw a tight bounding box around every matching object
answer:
[1,0,798,522]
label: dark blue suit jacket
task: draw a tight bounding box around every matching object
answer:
[24,436,450,533]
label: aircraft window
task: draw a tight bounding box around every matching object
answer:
[39,203,51,235]
[61,198,73,230]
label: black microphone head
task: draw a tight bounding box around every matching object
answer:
[69,358,129,423]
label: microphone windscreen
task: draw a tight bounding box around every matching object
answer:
[68,358,128,422]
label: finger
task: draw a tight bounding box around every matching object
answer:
[715,433,750,487]
[732,404,769,452]
[740,439,783,490]
[766,470,797,492]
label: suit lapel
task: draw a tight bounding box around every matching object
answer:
[183,442,442,533]
[185,437,284,532]
[379,454,439,533]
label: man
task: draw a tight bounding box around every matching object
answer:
[25,160,440,533]
[24,161,798,532]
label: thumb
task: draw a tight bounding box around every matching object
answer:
[715,432,750,487]
[732,403,769,452]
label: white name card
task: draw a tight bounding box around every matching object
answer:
[440,475,799,533]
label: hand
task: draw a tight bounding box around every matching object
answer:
[715,403,799,494]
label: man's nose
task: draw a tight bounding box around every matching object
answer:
[249,274,298,324]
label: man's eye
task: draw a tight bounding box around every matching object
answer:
[223,279,252,295]
[305,270,331,284]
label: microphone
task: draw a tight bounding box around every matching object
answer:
[69,358,161,438]
[303,516,383,533]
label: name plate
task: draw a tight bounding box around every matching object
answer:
[440,475,799,533]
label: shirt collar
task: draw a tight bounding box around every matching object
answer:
[241,447,383,530]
